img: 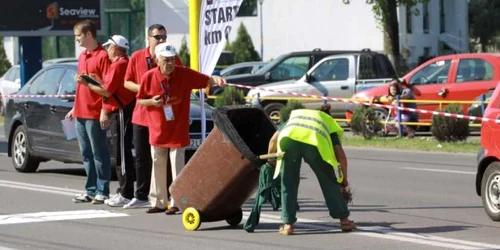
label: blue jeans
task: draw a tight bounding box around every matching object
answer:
[75,118,111,197]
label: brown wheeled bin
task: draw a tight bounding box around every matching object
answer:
[170,106,276,231]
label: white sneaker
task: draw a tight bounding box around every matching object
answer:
[123,198,151,209]
[104,193,130,207]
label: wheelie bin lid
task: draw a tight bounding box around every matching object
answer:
[213,105,276,166]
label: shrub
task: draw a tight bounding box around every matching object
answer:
[214,86,246,107]
[431,103,469,142]
[279,100,305,124]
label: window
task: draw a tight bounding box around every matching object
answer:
[409,60,451,85]
[358,54,395,80]
[58,69,77,95]
[223,66,253,77]
[406,7,412,34]
[269,56,309,81]
[456,59,494,83]
[29,68,64,95]
[310,58,349,82]
[2,67,16,81]
[423,2,429,33]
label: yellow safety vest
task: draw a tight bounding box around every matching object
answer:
[275,109,344,183]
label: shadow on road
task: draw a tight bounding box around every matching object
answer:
[37,168,87,177]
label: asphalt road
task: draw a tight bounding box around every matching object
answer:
[0,134,499,249]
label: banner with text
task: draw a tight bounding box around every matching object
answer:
[199,0,243,74]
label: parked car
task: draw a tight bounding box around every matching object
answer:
[219,61,267,77]
[247,51,396,121]
[211,48,379,96]
[345,53,500,127]
[0,58,78,116]
[475,83,500,221]
[4,62,214,173]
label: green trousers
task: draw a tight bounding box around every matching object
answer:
[243,163,281,232]
[280,138,349,224]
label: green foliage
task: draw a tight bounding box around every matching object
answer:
[178,36,190,67]
[237,0,258,17]
[431,104,469,142]
[214,86,246,107]
[469,0,500,52]
[227,23,261,63]
[279,100,305,124]
[342,0,429,75]
[0,37,11,76]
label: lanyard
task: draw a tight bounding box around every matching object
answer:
[146,57,153,70]
[160,80,170,102]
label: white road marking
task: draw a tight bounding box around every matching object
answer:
[0,246,18,250]
[402,167,475,175]
[4,179,499,249]
[0,210,128,225]
[246,212,500,250]
[0,180,81,196]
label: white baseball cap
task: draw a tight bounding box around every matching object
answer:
[155,43,176,58]
[103,35,129,49]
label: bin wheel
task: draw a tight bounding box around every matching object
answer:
[226,208,243,226]
[182,207,202,231]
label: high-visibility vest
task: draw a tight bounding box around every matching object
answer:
[274,109,344,183]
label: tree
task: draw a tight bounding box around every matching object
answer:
[229,23,261,63]
[178,36,190,67]
[469,0,500,52]
[343,0,429,73]
[0,37,12,76]
[237,0,258,17]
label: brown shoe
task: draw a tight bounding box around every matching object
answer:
[165,206,180,215]
[146,207,167,214]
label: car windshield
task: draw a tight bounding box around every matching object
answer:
[254,54,287,74]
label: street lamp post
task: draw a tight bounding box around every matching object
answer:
[259,0,264,60]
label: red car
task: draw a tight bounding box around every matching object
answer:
[476,82,500,221]
[345,53,500,124]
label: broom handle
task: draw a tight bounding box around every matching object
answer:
[258,152,285,160]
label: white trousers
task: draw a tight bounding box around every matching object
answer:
[149,146,185,209]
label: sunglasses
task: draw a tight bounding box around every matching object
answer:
[150,34,167,41]
[109,35,118,45]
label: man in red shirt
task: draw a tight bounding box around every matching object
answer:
[82,35,137,208]
[123,24,183,209]
[137,43,225,214]
[66,20,111,204]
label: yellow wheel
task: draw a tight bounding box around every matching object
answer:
[182,207,201,231]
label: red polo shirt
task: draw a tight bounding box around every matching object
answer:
[102,56,135,113]
[74,45,111,119]
[125,47,183,126]
[137,66,210,148]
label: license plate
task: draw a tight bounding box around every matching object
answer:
[189,139,203,149]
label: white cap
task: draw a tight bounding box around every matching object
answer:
[155,43,176,58]
[103,35,129,49]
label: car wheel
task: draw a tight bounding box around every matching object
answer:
[481,161,500,221]
[264,103,285,124]
[11,125,40,172]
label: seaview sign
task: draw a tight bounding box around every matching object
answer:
[0,0,104,36]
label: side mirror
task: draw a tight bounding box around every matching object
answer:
[264,72,271,81]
